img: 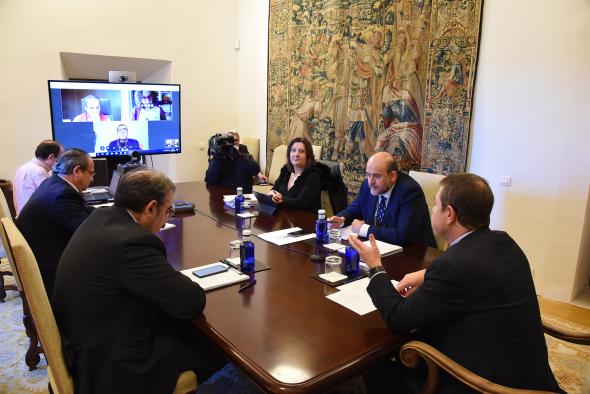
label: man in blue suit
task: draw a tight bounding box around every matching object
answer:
[329,152,435,247]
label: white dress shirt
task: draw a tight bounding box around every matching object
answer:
[13,158,51,215]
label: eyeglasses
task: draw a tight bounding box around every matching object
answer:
[158,202,175,218]
[84,168,95,178]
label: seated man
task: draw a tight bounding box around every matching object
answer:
[52,170,225,394]
[108,123,141,152]
[73,95,110,122]
[13,139,63,215]
[204,132,261,193]
[349,173,562,393]
[329,152,435,247]
[16,148,95,296]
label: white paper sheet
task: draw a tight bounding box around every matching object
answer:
[326,277,399,315]
[181,263,249,291]
[257,227,316,246]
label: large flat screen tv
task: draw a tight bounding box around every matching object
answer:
[48,80,181,157]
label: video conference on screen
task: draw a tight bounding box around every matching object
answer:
[59,88,177,156]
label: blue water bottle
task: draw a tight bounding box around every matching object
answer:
[240,230,255,273]
[235,187,245,214]
[343,244,360,276]
[315,209,328,244]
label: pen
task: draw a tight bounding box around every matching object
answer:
[239,279,257,293]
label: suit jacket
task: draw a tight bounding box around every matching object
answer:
[52,206,207,394]
[205,147,260,193]
[367,229,561,393]
[272,163,323,212]
[337,172,436,247]
[16,174,93,295]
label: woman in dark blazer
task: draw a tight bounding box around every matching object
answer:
[269,137,323,212]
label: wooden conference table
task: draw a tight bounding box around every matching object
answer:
[159,182,442,393]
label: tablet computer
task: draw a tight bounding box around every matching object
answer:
[254,191,277,207]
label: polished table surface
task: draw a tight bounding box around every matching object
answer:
[161,182,442,393]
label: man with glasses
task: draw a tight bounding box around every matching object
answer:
[52,169,225,394]
[16,148,95,295]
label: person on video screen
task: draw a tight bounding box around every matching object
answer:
[132,90,167,121]
[108,124,141,152]
[73,95,110,122]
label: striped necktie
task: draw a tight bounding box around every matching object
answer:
[375,195,387,227]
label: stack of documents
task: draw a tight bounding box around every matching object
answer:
[258,227,316,246]
[181,263,249,291]
[326,277,399,315]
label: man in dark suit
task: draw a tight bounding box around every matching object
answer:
[329,152,435,247]
[350,173,562,393]
[52,169,225,394]
[16,148,95,296]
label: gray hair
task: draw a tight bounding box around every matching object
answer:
[114,169,175,212]
[52,148,90,175]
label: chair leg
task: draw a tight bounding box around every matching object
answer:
[0,270,17,302]
[21,295,43,370]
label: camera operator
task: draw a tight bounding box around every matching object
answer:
[204,132,261,193]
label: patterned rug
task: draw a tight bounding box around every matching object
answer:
[1,266,588,393]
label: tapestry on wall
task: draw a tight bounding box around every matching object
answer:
[267,0,483,194]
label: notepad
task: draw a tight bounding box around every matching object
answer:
[181,263,249,291]
[258,227,316,245]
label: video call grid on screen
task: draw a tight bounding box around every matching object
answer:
[48,81,181,157]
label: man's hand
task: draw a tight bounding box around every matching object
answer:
[348,234,382,268]
[351,219,365,233]
[327,216,345,228]
[257,173,268,182]
[396,269,426,297]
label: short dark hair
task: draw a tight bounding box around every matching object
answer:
[35,140,62,160]
[114,169,175,212]
[286,137,315,172]
[439,173,494,230]
[52,148,90,175]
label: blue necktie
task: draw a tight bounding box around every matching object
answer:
[375,195,387,227]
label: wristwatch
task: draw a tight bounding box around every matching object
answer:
[368,266,386,278]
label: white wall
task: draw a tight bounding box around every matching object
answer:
[0,0,240,183]
[237,1,269,172]
[469,0,590,300]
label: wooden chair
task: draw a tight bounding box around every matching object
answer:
[0,188,17,301]
[398,297,590,393]
[1,218,197,394]
[409,170,447,251]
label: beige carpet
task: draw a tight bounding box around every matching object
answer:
[0,270,47,394]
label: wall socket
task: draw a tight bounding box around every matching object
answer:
[500,175,512,187]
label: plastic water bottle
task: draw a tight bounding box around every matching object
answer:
[240,230,255,273]
[315,209,328,244]
[235,187,245,214]
[343,244,360,276]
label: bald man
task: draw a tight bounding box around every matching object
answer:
[329,152,436,247]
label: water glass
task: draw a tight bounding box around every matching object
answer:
[328,228,342,244]
[229,240,242,260]
[324,255,342,275]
